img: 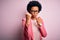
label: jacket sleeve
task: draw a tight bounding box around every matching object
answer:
[22,18,33,40]
[22,18,29,40]
[22,18,30,27]
[38,19,47,37]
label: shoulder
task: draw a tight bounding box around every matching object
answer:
[22,18,26,21]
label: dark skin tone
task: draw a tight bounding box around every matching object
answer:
[25,6,42,27]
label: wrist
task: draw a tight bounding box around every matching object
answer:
[38,23,42,27]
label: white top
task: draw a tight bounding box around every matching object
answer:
[31,19,40,40]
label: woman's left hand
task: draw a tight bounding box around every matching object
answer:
[36,17,42,26]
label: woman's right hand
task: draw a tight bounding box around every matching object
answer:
[26,13,31,20]
[25,13,32,26]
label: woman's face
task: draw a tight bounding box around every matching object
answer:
[30,6,39,18]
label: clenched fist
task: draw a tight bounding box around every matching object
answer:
[26,13,31,20]
[25,13,32,27]
[36,17,42,27]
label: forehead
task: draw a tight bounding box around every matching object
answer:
[31,6,39,10]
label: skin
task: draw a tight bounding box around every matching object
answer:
[30,6,39,19]
[26,6,42,27]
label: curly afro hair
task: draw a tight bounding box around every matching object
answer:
[27,1,42,13]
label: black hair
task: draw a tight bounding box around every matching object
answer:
[27,1,42,13]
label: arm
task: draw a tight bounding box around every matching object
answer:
[22,18,32,40]
[37,17,47,37]
[39,20,47,37]
[22,18,30,27]
[22,13,31,27]
[22,18,30,40]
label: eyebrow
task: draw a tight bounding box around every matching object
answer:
[31,10,38,11]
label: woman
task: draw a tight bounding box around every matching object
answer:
[22,1,47,40]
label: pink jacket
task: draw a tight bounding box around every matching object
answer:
[22,17,47,40]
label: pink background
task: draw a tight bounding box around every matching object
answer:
[1,0,60,40]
